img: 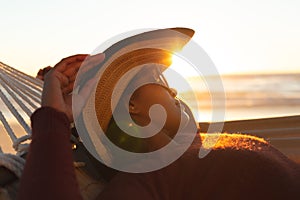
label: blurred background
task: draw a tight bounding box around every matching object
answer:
[0,0,299,152]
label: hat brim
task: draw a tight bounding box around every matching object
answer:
[78,27,195,163]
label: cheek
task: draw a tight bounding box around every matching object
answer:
[164,103,181,127]
[137,89,179,124]
[142,101,178,126]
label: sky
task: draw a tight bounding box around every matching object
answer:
[1,0,300,76]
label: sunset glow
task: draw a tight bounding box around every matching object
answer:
[0,0,300,154]
[0,0,299,76]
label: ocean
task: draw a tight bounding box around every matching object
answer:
[178,73,300,122]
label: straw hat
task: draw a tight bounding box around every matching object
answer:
[77,27,195,163]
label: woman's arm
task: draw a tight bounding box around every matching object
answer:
[17,54,105,200]
[17,107,83,200]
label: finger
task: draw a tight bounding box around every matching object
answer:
[63,62,81,78]
[62,54,103,94]
[54,71,69,87]
[76,53,105,88]
[44,70,69,87]
[54,54,88,72]
[63,53,105,81]
[68,74,77,82]
[78,53,105,75]
[62,81,75,95]
[66,68,82,83]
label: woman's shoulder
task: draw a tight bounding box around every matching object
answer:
[179,133,300,198]
[192,133,299,170]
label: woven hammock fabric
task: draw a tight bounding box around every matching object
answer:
[0,61,42,154]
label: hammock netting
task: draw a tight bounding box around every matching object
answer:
[0,61,42,155]
[0,61,107,199]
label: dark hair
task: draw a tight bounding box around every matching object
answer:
[105,116,148,153]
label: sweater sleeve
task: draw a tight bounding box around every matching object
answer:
[17,107,83,200]
[98,173,156,200]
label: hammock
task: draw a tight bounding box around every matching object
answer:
[0,61,42,155]
[0,61,299,199]
[0,61,106,200]
[0,61,41,199]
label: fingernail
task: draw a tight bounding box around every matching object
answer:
[92,52,105,57]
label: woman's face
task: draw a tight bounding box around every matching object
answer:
[129,83,190,137]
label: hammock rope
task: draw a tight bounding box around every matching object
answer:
[0,153,25,179]
[0,112,17,142]
[2,74,42,100]
[0,61,39,196]
[8,80,41,105]
[0,62,42,154]
[0,68,42,99]
[0,62,43,89]
[0,89,31,135]
[0,75,38,110]
[0,78,32,117]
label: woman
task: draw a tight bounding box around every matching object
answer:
[18,29,300,199]
[17,53,300,200]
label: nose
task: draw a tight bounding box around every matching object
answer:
[169,88,177,98]
[168,88,180,106]
[175,98,180,106]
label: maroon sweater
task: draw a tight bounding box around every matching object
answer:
[17,107,300,200]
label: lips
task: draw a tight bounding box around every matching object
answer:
[178,102,190,128]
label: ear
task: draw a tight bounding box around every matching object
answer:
[128,98,140,115]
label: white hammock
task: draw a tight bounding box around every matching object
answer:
[0,61,43,199]
[0,62,105,200]
[0,61,42,155]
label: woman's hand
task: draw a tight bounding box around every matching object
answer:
[41,53,105,122]
[36,66,53,80]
